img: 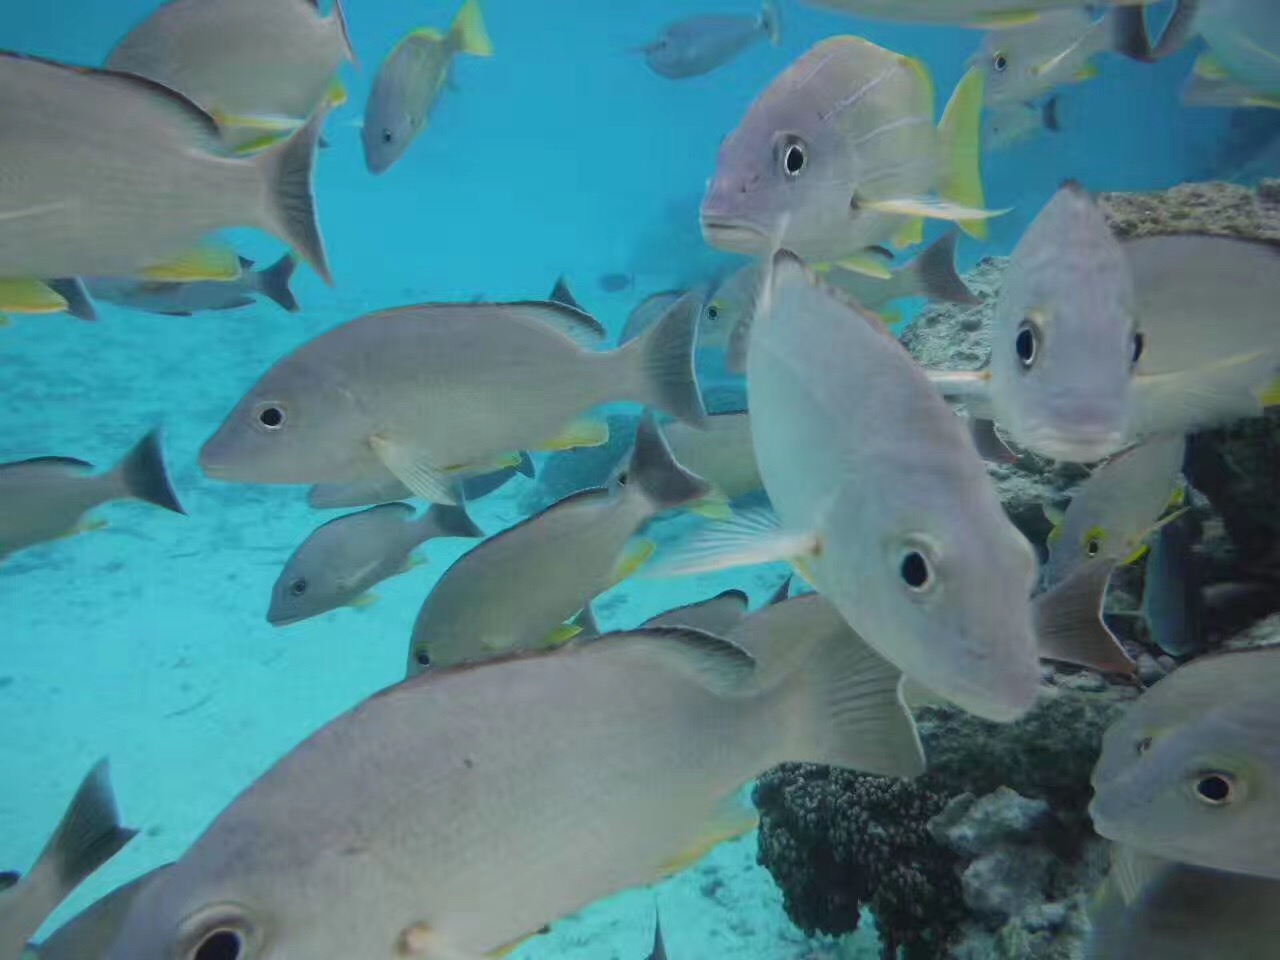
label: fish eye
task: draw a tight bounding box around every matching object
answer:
[1130,331,1145,366]
[1014,318,1040,369]
[381,129,393,145]
[193,930,242,960]
[900,551,930,591]
[253,403,286,431]
[992,51,1008,72]
[616,471,629,487]
[777,136,807,178]
[1192,771,1235,806]
[706,304,720,322]
[1135,736,1152,755]
[289,578,307,597]
[415,650,431,668]
[1086,537,1101,557]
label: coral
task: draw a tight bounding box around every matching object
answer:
[1097,179,1280,242]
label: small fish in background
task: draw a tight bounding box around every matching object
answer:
[641,589,750,636]
[0,55,331,301]
[268,502,483,626]
[42,279,97,323]
[100,607,922,960]
[1090,647,1280,880]
[599,272,635,294]
[798,0,1160,26]
[306,452,537,510]
[636,1,781,80]
[407,413,711,673]
[974,8,1113,113]
[362,0,493,175]
[1140,510,1204,657]
[1043,434,1186,586]
[983,97,1060,152]
[199,294,706,503]
[1180,0,1280,109]
[106,0,355,153]
[1087,848,1280,960]
[0,430,186,563]
[0,761,136,960]
[701,36,1000,266]
[85,254,300,318]
[22,867,169,960]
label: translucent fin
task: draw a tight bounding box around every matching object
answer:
[861,196,1009,225]
[890,216,924,251]
[540,416,609,452]
[370,435,457,505]
[0,278,69,315]
[449,0,494,57]
[833,254,893,280]
[647,508,819,577]
[1111,845,1177,906]
[936,66,990,240]
[1034,558,1136,675]
[687,494,734,521]
[610,538,656,585]
[140,245,241,283]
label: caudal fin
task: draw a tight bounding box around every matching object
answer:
[420,503,484,541]
[112,430,186,516]
[760,0,782,45]
[1034,558,1136,675]
[909,232,978,305]
[255,254,300,313]
[450,0,494,57]
[255,111,331,285]
[33,760,137,920]
[46,279,97,322]
[627,412,712,515]
[616,292,706,426]
[937,67,989,241]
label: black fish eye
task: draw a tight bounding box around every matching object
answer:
[779,137,807,178]
[706,304,720,322]
[381,129,393,144]
[616,471,629,487]
[289,578,307,597]
[415,650,431,667]
[1015,318,1039,369]
[1086,537,1101,557]
[1131,330,1145,366]
[900,551,929,590]
[1135,736,1152,755]
[193,930,242,960]
[1193,772,1234,805]
[992,51,1008,72]
[254,403,286,430]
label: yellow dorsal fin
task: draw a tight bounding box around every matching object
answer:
[141,245,241,283]
[542,622,583,648]
[834,255,893,280]
[0,279,68,315]
[937,66,989,241]
[611,538,656,585]
[540,416,609,452]
[890,216,924,250]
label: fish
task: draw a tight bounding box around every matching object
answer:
[641,589,751,636]
[268,502,483,626]
[407,413,711,672]
[1087,850,1280,960]
[85,254,300,317]
[1140,511,1204,657]
[599,273,635,293]
[0,54,330,297]
[1090,647,1280,879]
[700,36,999,265]
[0,430,186,562]
[637,1,781,80]
[1181,0,1280,109]
[23,868,169,960]
[101,616,923,960]
[662,412,762,502]
[973,8,1113,110]
[199,294,706,504]
[0,760,136,960]
[362,0,493,175]
[646,914,669,960]
[1043,434,1185,586]
[307,452,536,510]
[619,291,685,346]
[106,0,354,152]
[664,251,1045,722]
[982,97,1060,151]
[797,0,1158,27]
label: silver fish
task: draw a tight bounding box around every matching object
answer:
[199,295,706,504]
[0,431,185,561]
[362,0,493,175]
[701,36,996,263]
[799,0,1157,27]
[268,502,482,626]
[407,414,710,672]
[102,622,922,960]
[1181,0,1280,109]
[106,0,354,151]
[306,453,536,510]
[1091,647,1280,879]
[638,2,781,80]
[0,55,329,284]
[973,8,1112,109]
[0,761,135,960]
[641,589,751,636]
[85,254,299,317]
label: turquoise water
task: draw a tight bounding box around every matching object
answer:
[0,1,1260,957]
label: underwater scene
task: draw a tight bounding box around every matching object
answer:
[2,0,1279,958]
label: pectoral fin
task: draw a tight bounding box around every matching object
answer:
[370,435,458,505]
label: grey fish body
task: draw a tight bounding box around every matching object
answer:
[748,252,1040,722]
[408,415,709,671]
[1140,512,1203,657]
[0,431,184,561]
[199,297,705,495]
[103,623,921,960]
[0,55,329,283]
[800,0,1155,25]
[641,3,780,79]
[1091,648,1280,878]
[823,232,979,316]
[0,761,135,960]
[85,254,299,317]
[269,502,481,626]
[641,590,750,636]
[664,413,762,501]
[106,0,353,143]
[27,868,167,960]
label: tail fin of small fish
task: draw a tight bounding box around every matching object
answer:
[615,292,707,427]
[909,231,979,305]
[450,0,494,58]
[112,429,186,516]
[254,110,331,285]
[760,0,782,46]
[45,278,97,322]
[330,0,357,64]
[1034,557,1136,675]
[33,761,137,922]
[628,412,712,516]
[937,66,990,240]
[254,253,300,313]
[419,503,484,542]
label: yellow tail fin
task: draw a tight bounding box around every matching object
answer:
[450,0,494,57]
[937,66,988,241]
[0,279,68,315]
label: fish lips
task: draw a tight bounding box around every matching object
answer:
[1018,425,1128,464]
[699,215,769,254]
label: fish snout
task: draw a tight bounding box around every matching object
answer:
[1018,404,1129,463]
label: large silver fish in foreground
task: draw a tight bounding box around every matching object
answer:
[102,620,922,960]
[800,0,1157,27]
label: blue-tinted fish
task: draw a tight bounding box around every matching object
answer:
[637,2,781,80]
[86,254,299,317]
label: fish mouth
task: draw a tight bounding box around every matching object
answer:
[699,217,769,254]
[1019,426,1127,464]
